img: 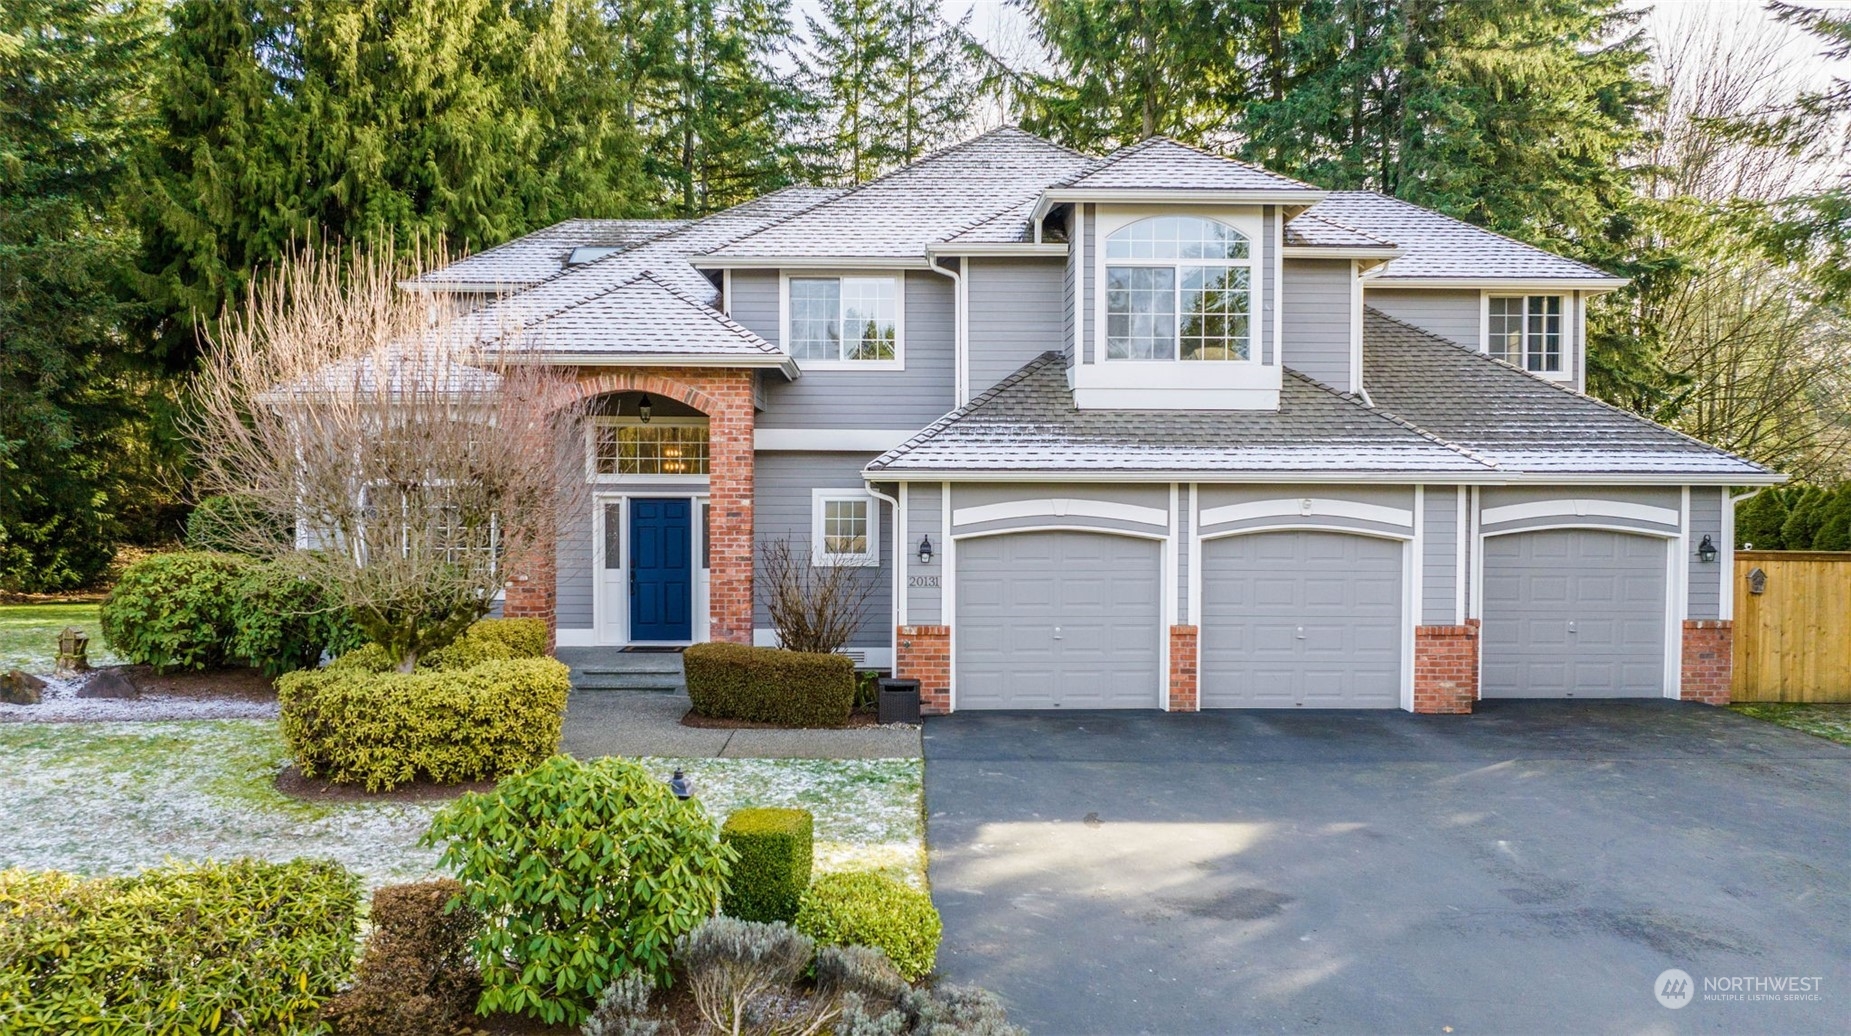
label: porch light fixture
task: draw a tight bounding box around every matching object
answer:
[1696,535,1718,563]
[917,534,934,565]
[668,768,691,800]
[637,394,653,424]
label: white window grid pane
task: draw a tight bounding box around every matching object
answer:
[1526,295,1562,372]
[594,424,709,476]
[1488,297,1523,364]
[1180,266,1250,361]
[838,277,897,361]
[789,279,841,360]
[1106,266,1177,359]
[822,498,869,556]
[1106,215,1249,260]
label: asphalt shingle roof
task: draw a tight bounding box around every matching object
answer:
[865,353,1489,476]
[706,128,1097,259]
[1362,310,1772,477]
[1283,212,1397,249]
[1307,192,1616,280]
[416,219,691,290]
[497,273,781,360]
[1059,137,1320,192]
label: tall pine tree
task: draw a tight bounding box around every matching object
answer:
[805,0,977,183]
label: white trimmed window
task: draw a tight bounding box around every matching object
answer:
[589,419,709,478]
[1105,216,1253,361]
[811,489,879,567]
[787,276,900,366]
[1487,295,1563,374]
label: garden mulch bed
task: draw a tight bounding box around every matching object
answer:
[123,664,275,701]
[680,707,882,730]
[274,764,496,804]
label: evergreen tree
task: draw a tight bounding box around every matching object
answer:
[805,0,977,183]
[1756,2,1851,303]
[884,0,979,166]
[647,0,811,214]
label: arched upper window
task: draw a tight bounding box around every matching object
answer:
[1105,216,1253,361]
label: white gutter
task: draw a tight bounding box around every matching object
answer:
[920,258,969,405]
[865,483,904,630]
[1366,276,1629,291]
[859,468,1788,487]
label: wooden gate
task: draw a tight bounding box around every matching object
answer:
[1733,551,1851,702]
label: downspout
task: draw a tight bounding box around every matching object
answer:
[1722,486,1766,621]
[866,483,904,656]
[922,254,967,405]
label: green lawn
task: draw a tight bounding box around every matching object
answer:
[0,720,924,890]
[0,602,115,674]
[1729,702,1851,746]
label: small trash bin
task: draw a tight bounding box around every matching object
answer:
[877,677,921,724]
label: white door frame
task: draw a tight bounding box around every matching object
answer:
[591,489,711,647]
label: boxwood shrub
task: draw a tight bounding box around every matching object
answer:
[0,858,362,1034]
[99,550,250,672]
[328,617,549,674]
[228,559,366,677]
[278,656,570,791]
[684,642,855,727]
[720,807,814,924]
[424,756,736,1025]
[795,871,941,982]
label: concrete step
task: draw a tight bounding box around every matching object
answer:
[573,670,687,692]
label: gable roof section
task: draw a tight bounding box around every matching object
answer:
[865,352,1490,478]
[415,219,691,291]
[1361,310,1775,479]
[1056,136,1320,193]
[704,128,1097,260]
[484,273,784,366]
[1308,192,1620,282]
[1283,212,1397,250]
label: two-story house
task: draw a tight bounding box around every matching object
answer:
[414,129,1776,714]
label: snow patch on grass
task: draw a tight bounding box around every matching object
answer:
[0,672,279,723]
[0,722,925,892]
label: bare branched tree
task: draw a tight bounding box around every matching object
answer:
[190,243,585,670]
[757,536,875,656]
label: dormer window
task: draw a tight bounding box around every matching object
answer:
[1487,295,1563,374]
[1105,216,1252,361]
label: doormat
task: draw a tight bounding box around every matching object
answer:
[620,646,685,653]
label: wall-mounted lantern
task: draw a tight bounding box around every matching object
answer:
[1696,535,1719,564]
[1747,567,1767,595]
[917,534,934,565]
[637,394,653,424]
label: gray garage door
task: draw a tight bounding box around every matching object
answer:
[1200,531,1404,708]
[1481,529,1667,698]
[955,531,1162,709]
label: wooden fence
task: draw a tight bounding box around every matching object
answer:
[1733,551,1851,702]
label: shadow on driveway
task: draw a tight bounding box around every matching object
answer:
[924,701,1850,1034]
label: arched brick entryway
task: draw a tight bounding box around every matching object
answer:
[503,367,756,648]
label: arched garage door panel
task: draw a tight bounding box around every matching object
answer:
[1481,529,1667,698]
[956,532,1161,709]
[1201,531,1403,708]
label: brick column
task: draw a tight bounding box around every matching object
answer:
[1681,619,1733,705]
[1413,620,1478,714]
[700,372,756,645]
[502,539,557,650]
[896,625,951,715]
[1168,625,1199,712]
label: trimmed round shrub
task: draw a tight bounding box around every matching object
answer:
[229,560,365,677]
[278,657,570,791]
[322,879,482,1036]
[99,550,250,672]
[721,808,814,924]
[424,756,736,1025]
[0,859,362,1033]
[327,617,548,674]
[185,493,289,554]
[684,642,855,727]
[795,872,941,982]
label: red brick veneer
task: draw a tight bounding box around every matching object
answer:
[1168,625,1199,711]
[1681,619,1733,705]
[896,625,951,715]
[1413,620,1479,714]
[504,367,757,646]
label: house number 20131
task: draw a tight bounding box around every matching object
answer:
[908,575,940,588]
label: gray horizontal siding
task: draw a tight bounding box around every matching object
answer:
[753,451,892,647]
[968,258,1066,395]
[1689,487,1722,620]
[1422,487,1458,624]
[1282,258,1352,391]
[556,491,593,630]
[904,482,943,625]
[733,270,956,429]
[1365,288,1480,348]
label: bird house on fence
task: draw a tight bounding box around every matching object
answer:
[55,627,90,675]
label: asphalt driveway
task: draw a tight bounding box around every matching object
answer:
[924,701,1850,1034]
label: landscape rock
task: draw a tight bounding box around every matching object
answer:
[76,668,140,700]
[1,670,46,706]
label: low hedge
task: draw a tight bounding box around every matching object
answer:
[0,858,362,1034]
[279,656,570,791]
[721,808,814,924]
[684,642,855,728]
[795,871,941,982]
[99,550,251,672]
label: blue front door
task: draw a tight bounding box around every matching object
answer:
[629,498,693,641]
